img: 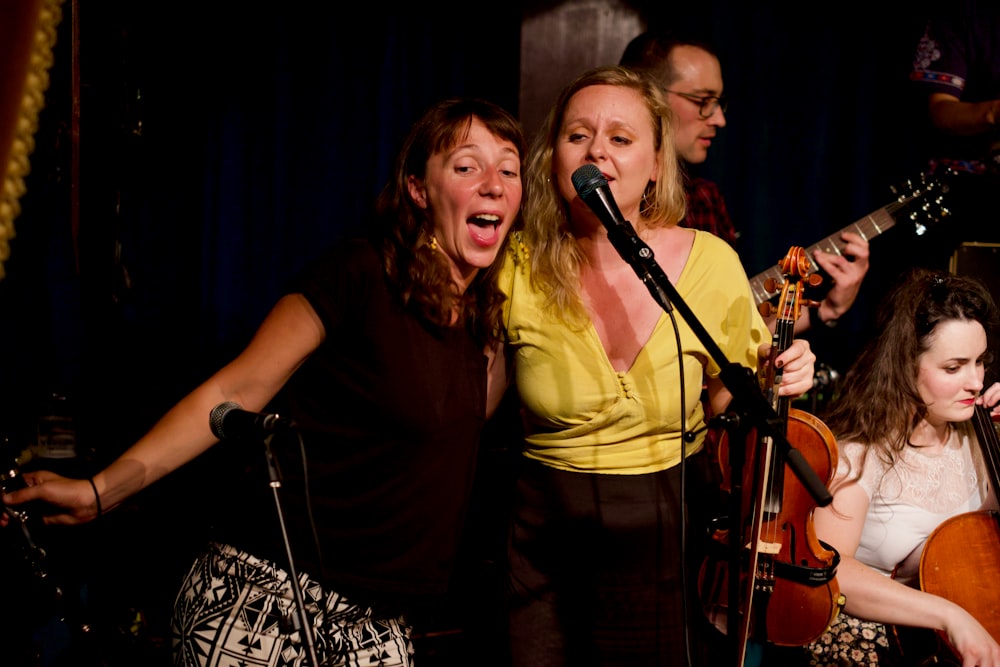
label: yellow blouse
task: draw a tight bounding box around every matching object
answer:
[502,230,770,474]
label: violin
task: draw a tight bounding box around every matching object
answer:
[698,246,842,665]
[893,403,1000,665]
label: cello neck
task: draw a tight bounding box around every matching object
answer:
[972,404,1000,496]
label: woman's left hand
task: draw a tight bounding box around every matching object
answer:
[766,338,817,398]
[980,382,1000,417]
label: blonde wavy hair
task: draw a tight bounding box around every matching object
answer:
[521,65,686,324]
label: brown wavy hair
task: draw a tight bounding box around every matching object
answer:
[372,98,525,346]
[822,267,999,479]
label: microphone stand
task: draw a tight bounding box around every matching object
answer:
[604,223,831,505]
[262,432,321,667]
[603,222,832,664]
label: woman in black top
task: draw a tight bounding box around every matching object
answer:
[2,97,524,666]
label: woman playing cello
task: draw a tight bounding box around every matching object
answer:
[779,268,1000,666]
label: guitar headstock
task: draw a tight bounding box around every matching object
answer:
[888,170,952,237]
[749,169,956,308]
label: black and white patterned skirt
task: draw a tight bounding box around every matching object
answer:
[171,542,414,667]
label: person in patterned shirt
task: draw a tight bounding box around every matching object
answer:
[910,0,1000,262]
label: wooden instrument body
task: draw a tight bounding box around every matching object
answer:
[705,408,841,647]
[895,406,1000,664]
[920,509,1000,642]
[759,408,842,646]
[699,246,841,662]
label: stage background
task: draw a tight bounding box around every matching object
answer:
[3,1,984,663]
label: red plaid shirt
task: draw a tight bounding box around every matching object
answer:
[682,177,738,248]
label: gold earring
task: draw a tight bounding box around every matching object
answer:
[429,236,439,250]
[641,188,655,213]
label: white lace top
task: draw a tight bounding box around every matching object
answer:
[841,421,989,585]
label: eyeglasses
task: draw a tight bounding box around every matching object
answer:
[664,90,728,119]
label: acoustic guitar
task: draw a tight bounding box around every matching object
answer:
[748,173,951,307]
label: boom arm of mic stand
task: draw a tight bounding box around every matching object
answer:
[604,224,832,507]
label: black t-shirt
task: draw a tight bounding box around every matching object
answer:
[223,237,488,612]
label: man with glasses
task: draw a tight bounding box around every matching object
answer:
[620,30,870,333]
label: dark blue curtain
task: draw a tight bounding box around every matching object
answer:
[644,2,938,372]
[0,6,523,650]
[1,2,945,453]
[0,1,959,658]
[1,2,522,447]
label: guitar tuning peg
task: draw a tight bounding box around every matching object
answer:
[910,211,928,236]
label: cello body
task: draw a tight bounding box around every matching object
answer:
[894,406,1000,664]
[920,510,1000,640]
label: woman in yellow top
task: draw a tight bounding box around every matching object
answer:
[500,65,817,667]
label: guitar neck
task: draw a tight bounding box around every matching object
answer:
[749,205,898,305]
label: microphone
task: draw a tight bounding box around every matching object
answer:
[209,402,295,441]
[571,163,672,312]
[572,164,638,245]
[571,164,638,241]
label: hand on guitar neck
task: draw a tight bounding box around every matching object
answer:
[750,173,951,334]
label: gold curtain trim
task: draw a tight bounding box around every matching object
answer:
[0,0,65,280]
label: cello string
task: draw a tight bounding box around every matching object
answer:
[972,404,1000,493]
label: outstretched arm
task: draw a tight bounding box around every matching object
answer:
[2,294,324,525]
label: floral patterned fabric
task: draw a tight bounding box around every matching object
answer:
[803,613,893,666]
